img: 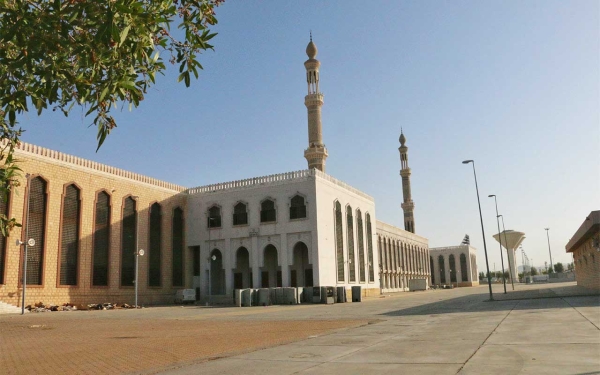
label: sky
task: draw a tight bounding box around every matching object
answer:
[20,1,599,274]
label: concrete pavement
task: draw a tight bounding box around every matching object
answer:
[162,283,600,375]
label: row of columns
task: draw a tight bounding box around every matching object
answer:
[377,235,430,292]
[429,252,477,286]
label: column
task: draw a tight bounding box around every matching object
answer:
[224,238,233,296]
[251,236,260,288]
[280,233,289,287]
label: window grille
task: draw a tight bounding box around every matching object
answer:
[93,192,110,286]
[460,253,468,282]
[334,201,344,282]
[290,195,307,219]
[357,210,366,282]
[172,208,184,286]
[208,206,221,227]
[366,214,374,282]
[59,185,80,285]
[260,200,276,223]
[233,202,248,225]
[346,206,355,282]
[148,203,161,287]
[121,197,137,286]
[25,177,47,285]
[0,170,8,284]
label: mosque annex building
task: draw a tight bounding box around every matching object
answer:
[0,39,432,308]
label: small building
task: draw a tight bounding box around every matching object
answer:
[565,210,600,290]
[429,244,479,287]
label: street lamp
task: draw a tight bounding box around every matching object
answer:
[207,254,217,306]
[132,196,143,308]
[545,228,554,273]
[462,160,493,301]
[497,215,515,290]
[488,195,507,294]
[17,173,33,315]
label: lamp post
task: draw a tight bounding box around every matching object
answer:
[132,196,143,308]
[488,195,507,294]
[545,228,553,273]
[462,160,493,301]
[498,215,515,290]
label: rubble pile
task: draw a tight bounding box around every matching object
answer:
[26,302,78,313]
[86,303,136,310]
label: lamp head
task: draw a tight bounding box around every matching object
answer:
[545,228,549,231]
[462,160,473,164]
[211,255,217,261]
[488,194,495,198]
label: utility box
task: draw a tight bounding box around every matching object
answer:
[409,279,427,291]
[336,287,347,303]
[241,289,252,307]
[351,286,362,302]
[258,288,271,306]
[284,288,297,304]
[275,288,285,305]
[312,286,321,303]
[174,289,196,304]
[324,287,335,304]
[234,289,243,307]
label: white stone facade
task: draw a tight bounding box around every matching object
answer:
[186,169,380,301]
[429,245,479,287]
[376,221,430,292]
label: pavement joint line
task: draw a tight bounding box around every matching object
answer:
[561,296,600,330]
[453,299,520,374]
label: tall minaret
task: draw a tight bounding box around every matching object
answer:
[303,34,328,172]
[399,130,415,233]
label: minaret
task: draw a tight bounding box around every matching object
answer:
[303,34,328,172]
[399,130,415,233]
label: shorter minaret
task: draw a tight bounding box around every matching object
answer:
[303,34,328,172]
[399,130,415,233]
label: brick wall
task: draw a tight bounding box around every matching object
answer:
[0,144,187,307]
[572,234,600,290]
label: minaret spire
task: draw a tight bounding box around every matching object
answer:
[303,36,328,172]
[399,131,415,233]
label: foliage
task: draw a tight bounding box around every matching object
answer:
[567,262,574,271]
[478,272,485,281]
[0,0,223,235]
[530,266,538,276]
[554,262,564,273]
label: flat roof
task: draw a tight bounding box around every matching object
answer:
[565,210,600,252]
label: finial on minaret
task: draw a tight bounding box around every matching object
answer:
[399,130,415,233]
[303,36,328,172]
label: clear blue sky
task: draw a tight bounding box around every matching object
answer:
[20,1,599,273]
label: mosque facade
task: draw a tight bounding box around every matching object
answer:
[0,39,430,308]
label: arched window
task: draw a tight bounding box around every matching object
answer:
[208,205,221,228]
[59,184,81,286]
[93,191,110,286]
[438,255,446,284]
[172,207,184,287]
[460,253,468,282]
[430,256,435,284]
[449,254,457,283]
[334,201,344,282]
[0,170,9,285]
[233,202,248,226]
[290,195,307,219]
[346,206,355,282]
[260,199,276,223]
[26,176,47,285]
[357,210,366,282]
[366,213,375,282]
[148,203,162,287]
[121,197,137,286]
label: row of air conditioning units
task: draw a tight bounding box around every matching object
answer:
[233,286,364,307]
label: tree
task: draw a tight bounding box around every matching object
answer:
[567,262,574,271]
[0,0,223,234]
[478,272,485,281]
[530,267,538,276]
[554,262,564,273]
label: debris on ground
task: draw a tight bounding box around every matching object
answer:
[25,302,138,312]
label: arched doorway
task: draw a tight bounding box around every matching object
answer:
[209,249,225,295]
[290,242,312,287]
[438,255,446,284]
[233,247,252,289]
[449,254,457,283]
[262,245,281,287]
[460,253,468,282]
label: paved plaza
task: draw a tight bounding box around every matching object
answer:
[1,282,598,375]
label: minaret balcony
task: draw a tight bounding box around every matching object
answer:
[400,168,411,177]
[305,93,324,105]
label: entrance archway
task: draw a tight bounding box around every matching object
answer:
[233,247,252,289]
[209,249,225,295]
[290,242,313,287]
[262,245,281,287]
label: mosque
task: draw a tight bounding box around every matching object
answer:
[0,38,430,308]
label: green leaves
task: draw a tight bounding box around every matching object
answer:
[0,0,224,235]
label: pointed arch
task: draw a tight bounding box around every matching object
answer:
[23,175,49,285]
[172,206,184,287]
[148,202,162,287]
[290,194,307,219]
[334,200,344,282]
[346,205,355,282]
[357,209,366,282]
[58,183,81,286]
[92,190,111,286]
[366,213,374,282]
[260,198,276,223]
[120,196,137,287]
[460,253,468,282]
